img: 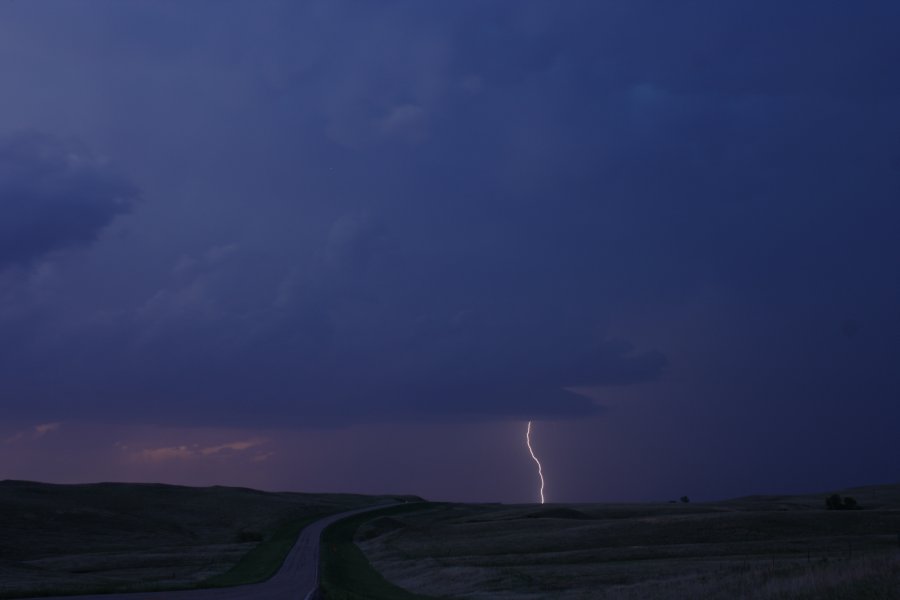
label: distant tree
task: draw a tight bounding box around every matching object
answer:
[825,494,861,510]
[680,496,690,504]
[826,494,843,510]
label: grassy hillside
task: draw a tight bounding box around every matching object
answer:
[359,484,900,599]
[320,503,441,600]
[0,480,400,599]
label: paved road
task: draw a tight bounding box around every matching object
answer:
[34,503,396,600]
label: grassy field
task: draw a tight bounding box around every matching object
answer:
[4,481,899,599]
[201,513,321,587]
[320,503,441,600]
[358,484,900,599]
[0,480,403,599]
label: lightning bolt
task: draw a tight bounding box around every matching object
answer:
[526,421,545,504]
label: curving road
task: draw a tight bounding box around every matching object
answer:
[34,503,395,600]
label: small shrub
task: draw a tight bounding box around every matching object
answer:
[680,496,690,504]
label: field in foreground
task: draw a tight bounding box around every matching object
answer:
[4,481,899,599]
[0,480,408,599]
[357,484,900,599]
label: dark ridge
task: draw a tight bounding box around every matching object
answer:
[523,507,592,520]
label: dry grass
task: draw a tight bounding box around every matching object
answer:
[320,503,439,600]
[0,480,399,598]
[603,556,900,600]
[358,484,900,599]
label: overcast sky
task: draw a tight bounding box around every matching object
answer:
[1,1,898,503]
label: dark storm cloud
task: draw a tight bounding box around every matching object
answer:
[18,217,665,425]
[0,132,136,269]
[0,0,898,432]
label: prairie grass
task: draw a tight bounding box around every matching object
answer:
[359,484,900,599]
[200,514,323,587]
[320,503,443,600]
[0,480,397,599]
[597,556,900,600]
